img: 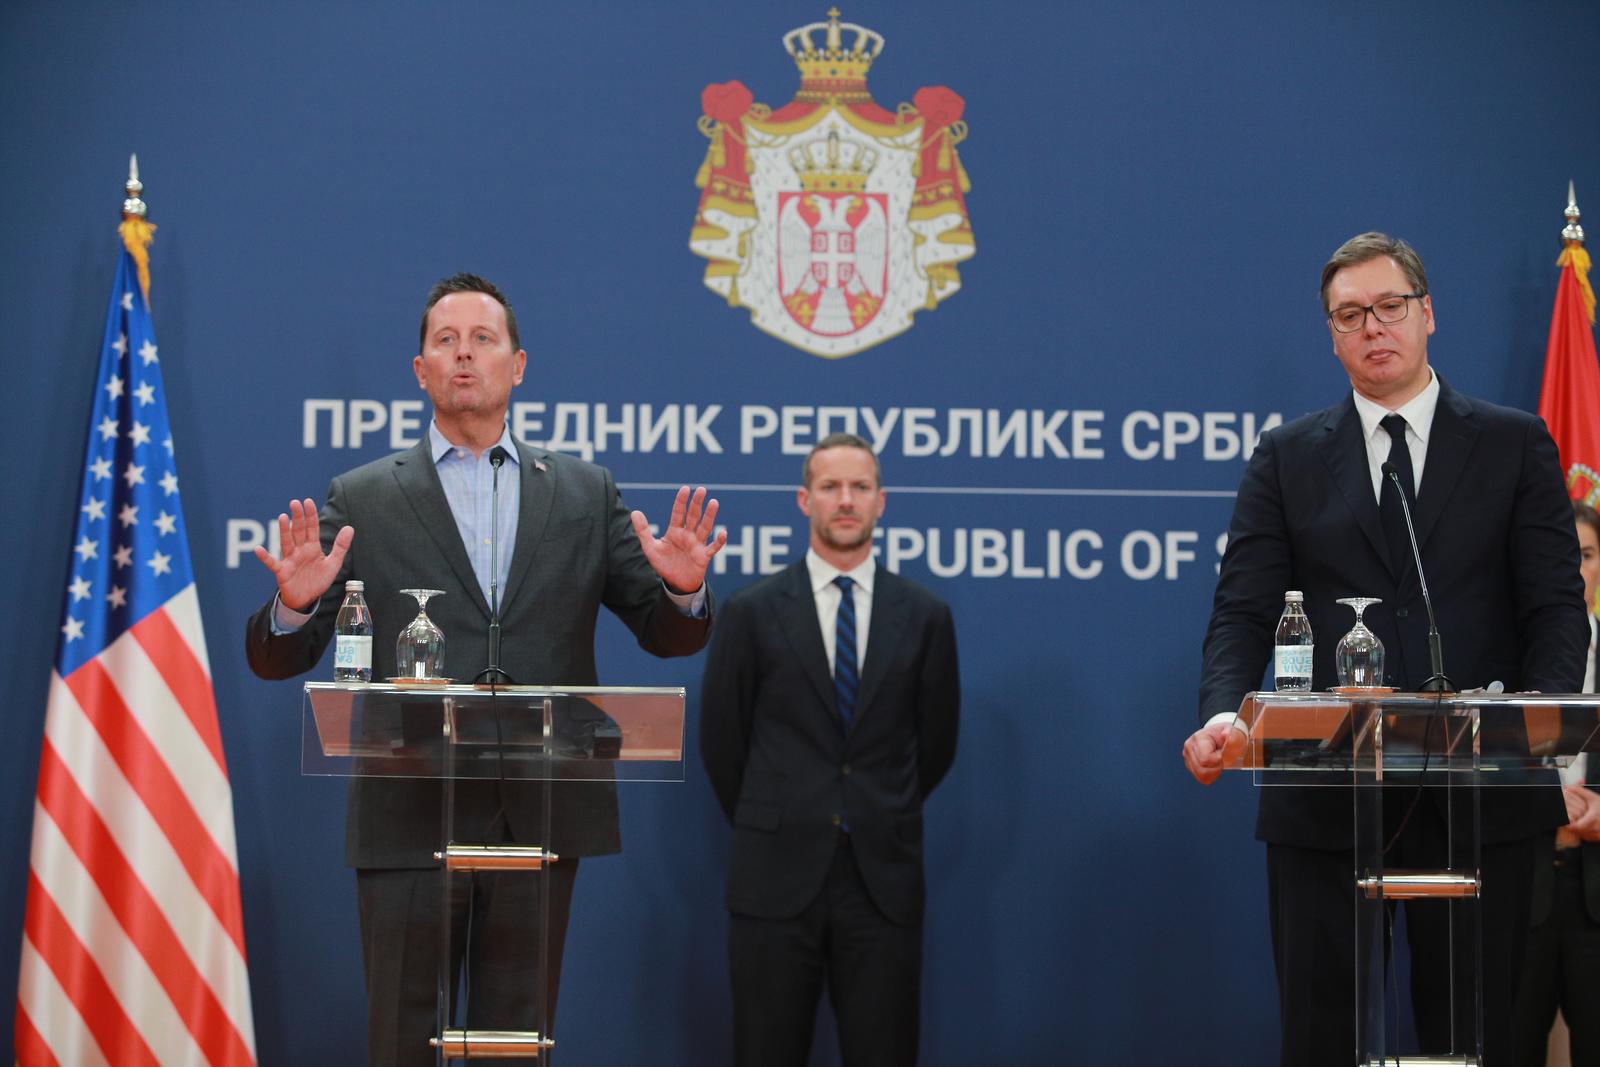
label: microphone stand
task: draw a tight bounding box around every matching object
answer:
[1383,461,1453,693]
[474,446,516,687]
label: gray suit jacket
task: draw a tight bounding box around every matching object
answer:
[246,438,713,867]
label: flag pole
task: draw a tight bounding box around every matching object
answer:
[15,156,258,1067]
[1561,180,1595,325]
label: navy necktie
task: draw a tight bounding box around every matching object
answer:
[1379,414,1416,580]
[833,576,859,731]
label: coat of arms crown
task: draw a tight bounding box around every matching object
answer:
[789,130,878,193]
[784,8,884,103]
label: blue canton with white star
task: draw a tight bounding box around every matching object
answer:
[57,250,195,676]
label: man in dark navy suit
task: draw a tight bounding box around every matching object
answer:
[1182,233,1589,1066]
[700,433,959,1067]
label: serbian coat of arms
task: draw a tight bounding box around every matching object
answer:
[690,8,975,359]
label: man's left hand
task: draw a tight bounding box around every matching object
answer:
[631,485,727,594]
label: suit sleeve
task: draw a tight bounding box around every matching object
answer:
[243,476,354,680]
[598,468,714,659]
[1510,417,1590,693]
[699,592,754,821]
[1198,430,1293,723]
[915,600,960,798]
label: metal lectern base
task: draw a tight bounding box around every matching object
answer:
[431,1029,555,1059]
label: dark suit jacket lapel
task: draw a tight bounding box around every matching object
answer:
[1411,380,1477,554]
[499,441,556,609]
[390,440,489,619]
[854,570,908,729]
[1319,397,1393,575]
[778,560,838,718]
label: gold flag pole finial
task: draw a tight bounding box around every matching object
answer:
[118,153,156,302]
[1559,180,1594,325]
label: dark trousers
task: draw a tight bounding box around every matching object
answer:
[1512,854,1600,1067]
[729,835,922,1067]
[356,859,580,1067]
[1268,821,1536,1066]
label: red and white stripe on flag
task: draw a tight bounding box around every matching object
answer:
[17,246,256,1065]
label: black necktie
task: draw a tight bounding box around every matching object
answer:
[1379,414,1416,581]
[833,576,858,732]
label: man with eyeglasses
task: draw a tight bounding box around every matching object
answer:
[1181,232,1589,1065]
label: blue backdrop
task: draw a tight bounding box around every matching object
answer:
[3,2,1599,1062]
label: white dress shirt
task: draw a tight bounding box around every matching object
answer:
[806,548,875,674]
[1350,367,1441,502]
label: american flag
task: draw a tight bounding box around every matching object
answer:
[14,231,257,1065]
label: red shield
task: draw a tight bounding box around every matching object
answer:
[775,191,889,337]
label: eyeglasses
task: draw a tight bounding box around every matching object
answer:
[1327,293,1425,333]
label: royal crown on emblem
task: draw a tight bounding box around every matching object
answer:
[789,130,878,193]
[785,8,883,103]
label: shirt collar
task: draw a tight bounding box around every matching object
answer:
[1352,367,1439,445]
[806,547,876,596]
[428,420,520,467]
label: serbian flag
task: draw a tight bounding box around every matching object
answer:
[15,194,257,1065]
[1537,193,1600,507]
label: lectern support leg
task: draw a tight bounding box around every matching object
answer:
[435,696,556,1064]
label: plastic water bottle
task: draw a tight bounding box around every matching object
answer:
[1273,590,1313,692]
[333,580,373,683]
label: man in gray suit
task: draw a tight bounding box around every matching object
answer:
[245,273,725,1065]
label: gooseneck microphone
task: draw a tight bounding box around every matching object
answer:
[474,445,515,686]
[1382,460,1453,693]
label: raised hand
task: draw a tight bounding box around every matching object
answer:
[630,486,727,595]
[253,498,355,611]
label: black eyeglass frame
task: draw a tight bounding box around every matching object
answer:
[1327,292,1427,333]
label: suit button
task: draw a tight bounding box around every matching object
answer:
[1396,608,1409,619]
[831,814,842,827]
[841,763,852,776]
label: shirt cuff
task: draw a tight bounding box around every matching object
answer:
[665,583,708,618]
[271,594,315,635]
[1205,711,1247,735]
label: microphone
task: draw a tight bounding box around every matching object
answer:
[475,446,515,686]
[1381,460,1452,693]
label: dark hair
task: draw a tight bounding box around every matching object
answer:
[1577,501,1600,540]
[802,432,880,487]
[1319,232,1429,312]
[419,272,520,352]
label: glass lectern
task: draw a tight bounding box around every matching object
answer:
[303,681,686,1063]
[1230,690,1600,1067]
